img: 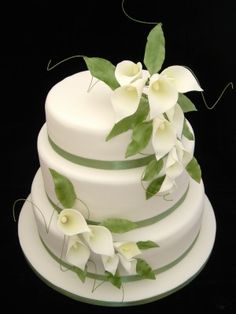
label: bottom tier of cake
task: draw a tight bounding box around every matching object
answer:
[31,168,205,274]
[18,190,216,306]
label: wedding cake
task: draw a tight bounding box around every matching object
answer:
[18,24,216,306]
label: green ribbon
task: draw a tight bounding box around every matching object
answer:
[40,232,199,284]
[48,136,155,170]
[47,183,189,229]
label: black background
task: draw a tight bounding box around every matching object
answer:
[2,0,236,312]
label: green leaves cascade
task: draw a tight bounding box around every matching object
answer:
[84,23,202,199]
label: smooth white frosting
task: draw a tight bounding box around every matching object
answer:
[38,124,190,221]
[46,71,138,160]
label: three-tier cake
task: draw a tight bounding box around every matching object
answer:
[18,24,216,306]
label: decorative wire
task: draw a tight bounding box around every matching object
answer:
[121,284,125,302]
[59,235,69,272]
[163,193,173,202]
[76,197,91,220]
[88,259,98,293]
[47,55,85,71]
[121,0,158,25]
[12,198,54,233]
[87,75,99,93]
[200,82,234,110]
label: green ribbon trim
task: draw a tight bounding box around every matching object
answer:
[47,183,189,229]
[48,136,155,170]
[40,232,199,284]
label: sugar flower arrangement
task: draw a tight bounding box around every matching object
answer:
[83,23,202,198]
[50,169,159,287]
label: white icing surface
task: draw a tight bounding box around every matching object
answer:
[38,124,190,221]
[46,71,194,160]
[46,71,134,160]
[31,169,204,271]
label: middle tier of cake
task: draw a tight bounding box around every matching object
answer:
[38,124,192,222]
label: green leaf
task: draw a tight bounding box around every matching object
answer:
[178,94,197,113]
[125,121,153,158]
[83,57,119,90]
[186,157,201,183]
[144,23,165,75]
[125,140,142,158]
[182,119,194,140]
[137,241,159,250]
[142,158,164,181]
[49,169,76,208]
[101,218,138,233]
[74,267,86,283]
[106,96,149,141]
[136,258,156,280]
[146,175,166,200]
[105,272,122,289]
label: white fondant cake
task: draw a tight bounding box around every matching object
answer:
[31,67,204,275]
[18,24,216,304]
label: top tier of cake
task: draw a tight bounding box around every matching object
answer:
[46,70,146,161]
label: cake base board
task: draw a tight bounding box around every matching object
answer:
[18,195,216,307]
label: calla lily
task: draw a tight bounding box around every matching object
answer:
[147,66,202,118]
[181,132,194,156]
[161,65,203,93]
[83,225,114,256]
[117,253,137,274]
[111,78,146,121]
[57,209,90,236]
[115,60,142,86]
[165,146,184,179]
[148,74,178,118]
[159,176,176,194]
[176,139,193,166]
[101,254,119,276]
[114,242,141,260]
[165,140,193,179]
[152,116,176,161]
[166,104,184,139]
[66,236,90,270]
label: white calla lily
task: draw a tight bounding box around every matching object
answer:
[111,78,146,121]
[161,65,203,93]
[152,116,176,160]
[176,139,193,166]
[114,242,141,260]
[117,253,137,274]
[147,66,202,118]
[159,176,176,194]
[181,139,194,164]
[166,104,184,138]
[101,254,119,276]
[165,146,184,179]
[57,209,90,236]
[83,225,114,256]
[148,74,178,118]
[165,139,193,180]
[66,236,90,270]
[115,60,142,86]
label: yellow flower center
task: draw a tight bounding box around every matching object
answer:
[60,215,68,224]
[152,81,160,91]
[120,243,131,253]
[124,63,140,76]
